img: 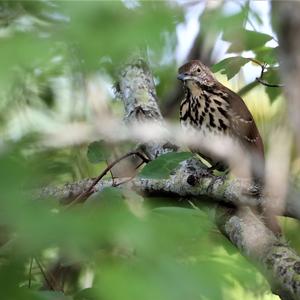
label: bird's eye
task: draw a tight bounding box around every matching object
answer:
[197,68,201,72]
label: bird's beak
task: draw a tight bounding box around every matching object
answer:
[177,73,190,81]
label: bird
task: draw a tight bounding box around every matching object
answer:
[177,60,265,187]
[177,60,281,235]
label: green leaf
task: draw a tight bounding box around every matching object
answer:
[74,288,96,300]
[60,1,183,70]
[139,152,193,179]
[255,46,279,65]
[0,33,54,91]
[212,57,250,80]
[87,141,109,164]
[89,187,125,207]
[35,291,73,300]
[265,86,281,103]
[237,81,259,97]
[152,207,211,228]
[201,4,248,36]
[224,29,273,52]
[263,68,282,103]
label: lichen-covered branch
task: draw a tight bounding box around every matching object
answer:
[217,206,300,300]
[39,165,300,221]
[117,58,176,159]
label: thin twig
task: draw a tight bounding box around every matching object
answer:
[28,257,33,288]
[249,58,265,68]
[35,257,55,291]
[113,160,145,187]
[66,151,149,208]
[260,62,267,78]
[35,257,64,292]
[106,159,116,186]
[255,77,284,88]
[248,58,284,88]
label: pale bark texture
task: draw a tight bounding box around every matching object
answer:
[117,59,176,160]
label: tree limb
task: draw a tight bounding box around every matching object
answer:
[116,58,177,159]
[217,206,300,300]
[39,168,300,222]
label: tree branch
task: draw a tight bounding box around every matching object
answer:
[255,77,284,88]
[39,168,300,221]
[116,58,177,159]
[217,206,300,300]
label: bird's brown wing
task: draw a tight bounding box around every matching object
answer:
[216,84,280,234]
[218,83,264,160]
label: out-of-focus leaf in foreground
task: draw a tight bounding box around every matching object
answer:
[59,1,182,71]
[87,141,110,164]
[139,152,193,179]
[212,56,250,80]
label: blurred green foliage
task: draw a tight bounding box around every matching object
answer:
[87,141,110,164]
[139,152,193,179]
[0,142,273,300]
[0,1,293,299]
[203,3,281,103]
[212,57,251,80]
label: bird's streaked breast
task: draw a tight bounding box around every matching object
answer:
[180,89,230,137]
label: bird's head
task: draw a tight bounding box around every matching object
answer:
[177,60,215,87]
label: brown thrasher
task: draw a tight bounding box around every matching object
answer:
[177,60,264,187]
[177,60,281,235]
